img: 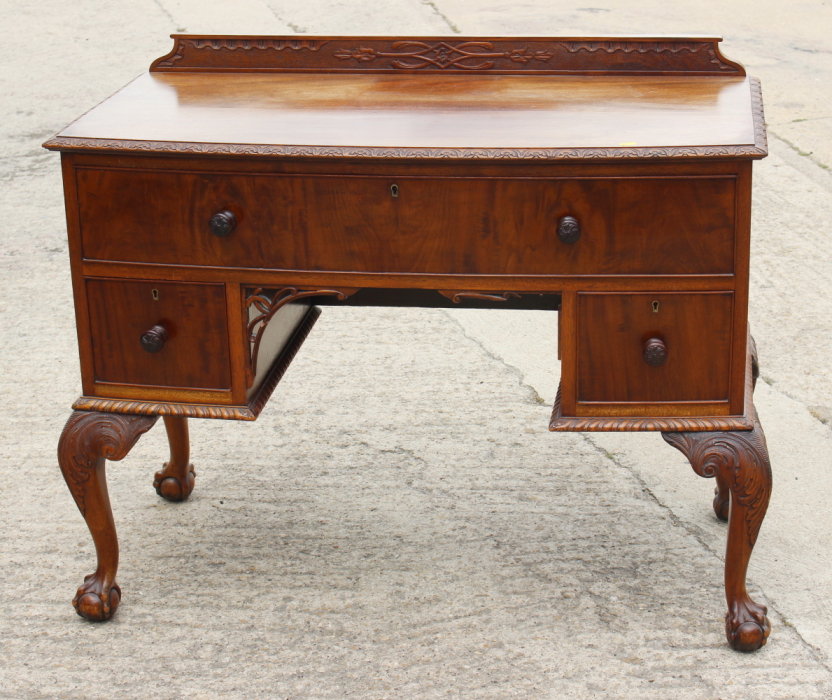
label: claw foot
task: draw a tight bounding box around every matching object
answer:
[153,464,196,502]
[726,597,770,652]
[713,485,729,522]
[72,573,122,621]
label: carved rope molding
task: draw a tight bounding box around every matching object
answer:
[548,386,754,432]
[246,287,351,380]
[72,398,257,421]
[57,411,158,516]
[662,409,772,548]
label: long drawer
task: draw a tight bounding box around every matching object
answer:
[76,168,736,275]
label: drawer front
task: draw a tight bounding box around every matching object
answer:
[85,279,231,390]
[576,292,733,403]
[77,168,735,275]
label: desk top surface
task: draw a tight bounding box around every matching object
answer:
[45,35,767,161]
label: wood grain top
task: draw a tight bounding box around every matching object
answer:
[44,36,766,161]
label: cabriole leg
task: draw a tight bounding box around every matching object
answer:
[153,415,196,502]
[713,472,730,522]
[57,410,158,620]
[663,410,773,651]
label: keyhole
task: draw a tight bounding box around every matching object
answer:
[652,300,659,313]
[390,184,399,198]
[152,289,159,301]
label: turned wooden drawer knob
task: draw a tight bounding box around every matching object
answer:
[556,215,581,244]
[643,337,668,367]
[140,325,168,353]
[209,210,236,237]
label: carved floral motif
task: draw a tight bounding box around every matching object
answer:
[334,41,553,70]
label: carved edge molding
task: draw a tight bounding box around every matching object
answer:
[72,398,257,421]
[245,287,353,381]
[662,408,772,548]
[58,411,158,517]
[749,77,768,154]
[548,385,754,432]
[42,136,768,161]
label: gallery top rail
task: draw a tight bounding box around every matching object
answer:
[150,35,746,76]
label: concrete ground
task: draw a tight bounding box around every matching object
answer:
[1,1,831,698]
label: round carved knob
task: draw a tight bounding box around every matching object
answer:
[140,325,168,354]
[209,210,236,237]
[643,338,668,367]
[556,215,581,244]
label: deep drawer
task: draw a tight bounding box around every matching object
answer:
[85,278,232,391]
[77,168,736,275]
[576,292,734,404]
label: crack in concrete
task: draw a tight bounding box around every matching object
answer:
[443,304,832,667]
[150,0,180,29]
[420,0,461,33]
[440,310,547,406]
[769,129,831,172]
[579,432,832,670]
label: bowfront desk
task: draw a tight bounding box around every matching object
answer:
[45,35,772,651]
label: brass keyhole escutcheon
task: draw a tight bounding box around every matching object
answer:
[390,184,399,198]
[152,289,159,301]
[652,300,659,313]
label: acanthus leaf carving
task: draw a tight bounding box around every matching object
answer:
[662,410,772,548]
[57,411,158,517]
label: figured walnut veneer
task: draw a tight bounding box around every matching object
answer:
[45,35,771,651]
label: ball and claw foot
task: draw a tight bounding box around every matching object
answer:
[726,597,771,652]
[72,573,122,621]
[713,485,729,522]
[153,463,196,502]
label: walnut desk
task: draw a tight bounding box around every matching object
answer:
[44,35,771,651]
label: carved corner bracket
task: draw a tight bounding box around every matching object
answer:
[244,287,356,384]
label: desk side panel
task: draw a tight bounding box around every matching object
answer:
[60,153,96,397]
